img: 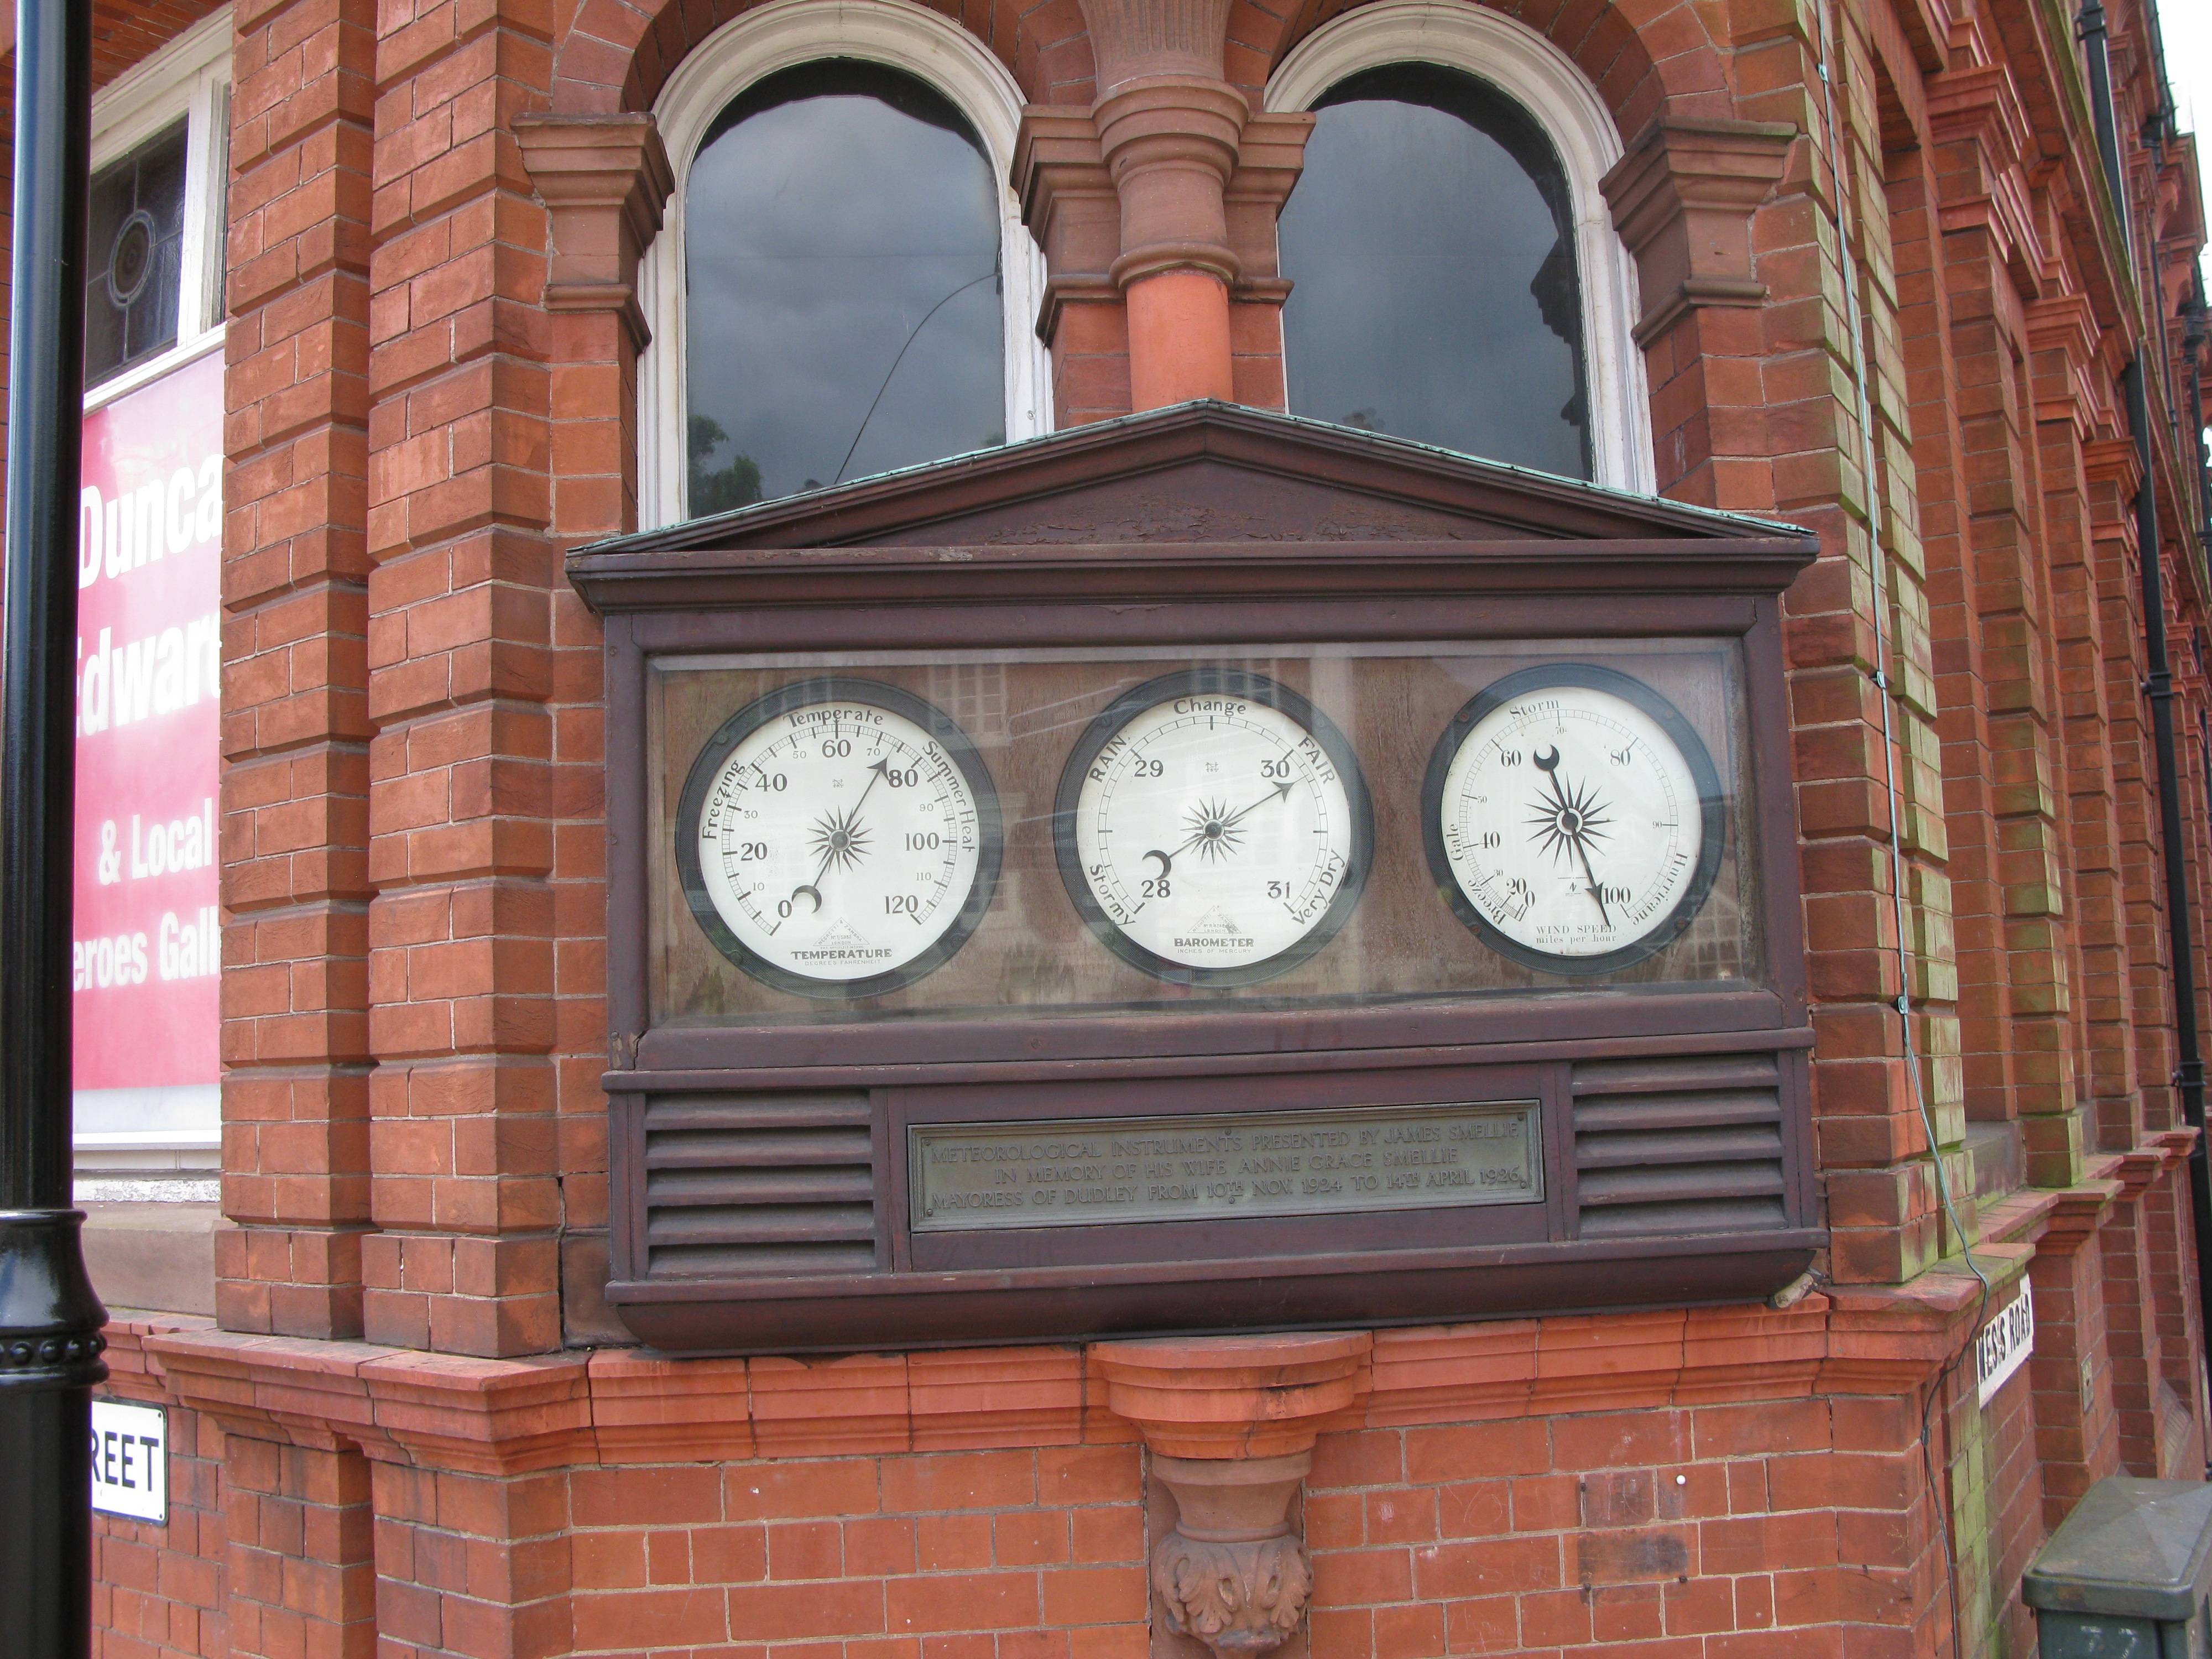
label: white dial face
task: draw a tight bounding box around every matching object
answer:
[1434,677,1713,966]
[1062,678,1364,980]
[686,688,995,993]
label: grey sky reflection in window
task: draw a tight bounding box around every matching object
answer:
[1279,64,1590,480]
[685,61,1005,513]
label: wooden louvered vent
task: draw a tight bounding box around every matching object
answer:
[1572,1053,1788,1238]
[643,1092,878,1278]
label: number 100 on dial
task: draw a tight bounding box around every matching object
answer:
[676,679,1003,999]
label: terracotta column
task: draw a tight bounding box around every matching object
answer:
[1094,1331,1370,1658]
[1077,0,1242,408]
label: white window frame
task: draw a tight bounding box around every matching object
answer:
[86,6,232,415]
[1267,0,1655,494]
[638,0,1051,529]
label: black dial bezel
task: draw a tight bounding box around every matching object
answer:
[675,676,1004,1001]
[1422,662,1728,977]
[1052,667,1374,988]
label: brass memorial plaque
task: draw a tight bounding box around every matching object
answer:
[910,1102,1542,1232]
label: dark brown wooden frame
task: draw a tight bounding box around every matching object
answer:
[570,403,1823,1355]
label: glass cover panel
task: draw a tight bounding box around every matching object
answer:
[649,640,1760,1026]
[685,61,1005,512]
[1278,63,1591,479]
[86,119,189,390]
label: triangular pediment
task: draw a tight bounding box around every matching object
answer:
[578,401,1800,557]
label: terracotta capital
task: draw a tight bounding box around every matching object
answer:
[514,112,676,352]
[1599,118,1796,347]
[1094,77,1249,288]
[2115,1147,2167,1193]
[1924,65,2030,175]
[2037,1178,2123,1252]
[1093,1329,1370,1457]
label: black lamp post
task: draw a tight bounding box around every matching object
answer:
[0,2,108,1656]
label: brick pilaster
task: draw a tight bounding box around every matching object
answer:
[1927,66,2083,1183]
[360,0,565,1357]
[220,0,381,1339]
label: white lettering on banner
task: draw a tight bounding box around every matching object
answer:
[158,907,221,981]
[77,454,220,590]
[1975,1286,2036,1406]
[90,1399,167,1524]
[74,346,224,1100]
[73,907,219,989]
[75,614,221,735]
[122,801,217,883]
[74,930,149,990]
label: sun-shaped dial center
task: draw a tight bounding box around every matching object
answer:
[807,804,873,873]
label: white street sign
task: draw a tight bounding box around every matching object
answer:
[1975,1286,2036,1407]
[90,1399,166,1524]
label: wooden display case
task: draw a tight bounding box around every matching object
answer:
[567,403,1823,1354]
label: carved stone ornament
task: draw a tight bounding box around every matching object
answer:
[1150,1451,1314,1658]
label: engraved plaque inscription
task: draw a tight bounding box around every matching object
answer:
[910,1102,1542,1232]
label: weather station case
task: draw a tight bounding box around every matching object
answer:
[566,401,1824,1354]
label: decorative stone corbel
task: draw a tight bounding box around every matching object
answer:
[1093,1332,1370,1658]
[513,112,675,353]
[1599,118,1796,348]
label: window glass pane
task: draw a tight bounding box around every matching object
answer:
[86,119,189,390]
[1279,64,1591,480]
[685,61,1005,512]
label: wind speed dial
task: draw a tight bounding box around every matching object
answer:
[676,679,1002,999]
[1424,664,1725,974]
[1055,670,1370,986]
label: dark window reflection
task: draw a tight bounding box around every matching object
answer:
[685,61,1005,512]
[87,118,188,390]
[1279,63,1591,479]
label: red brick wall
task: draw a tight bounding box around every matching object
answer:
[98,1279,2174,1659]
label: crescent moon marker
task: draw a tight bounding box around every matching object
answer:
[1533,747,1561,771]
[793,884,822,912]
[1143,849,1173,878]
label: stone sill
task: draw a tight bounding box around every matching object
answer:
[82,1202,223,1317]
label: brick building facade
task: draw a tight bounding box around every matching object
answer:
[49,0,2212,1652]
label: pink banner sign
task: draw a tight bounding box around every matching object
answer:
[73,347,222,1094]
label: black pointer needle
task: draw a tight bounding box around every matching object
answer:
[1533,748,1610,927]
[771,758,891,933]
[1147,779,1296,873]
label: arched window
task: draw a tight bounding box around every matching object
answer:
[640,0,1048,525]
[685,62,1002,508]
[1268,2,1651,492]
[1279,63,1589,479]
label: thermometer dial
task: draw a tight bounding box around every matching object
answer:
[1054,669,1370,986]
[675,679,1001,998]
[1424,664,1724,974]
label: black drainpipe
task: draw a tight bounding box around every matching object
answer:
[2080,0,2212,1357]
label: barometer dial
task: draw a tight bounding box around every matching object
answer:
[676,678,1001,999]
[1424,664,1725,975]
[1055,669,1370,986]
